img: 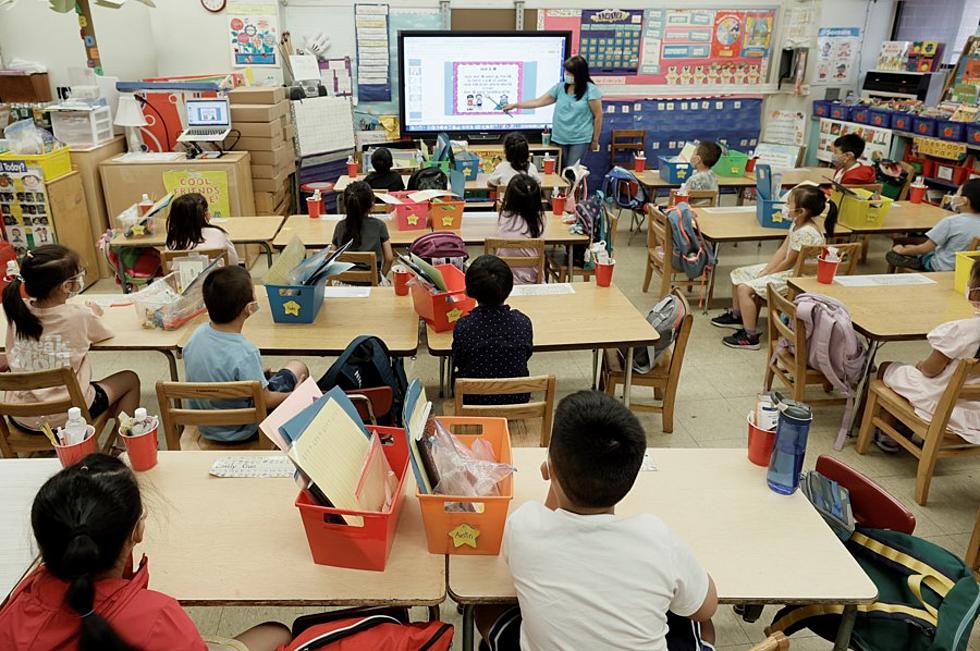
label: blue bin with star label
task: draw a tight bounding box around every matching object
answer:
[264,280,326,324]
[755,164,791,230]
[658,155,693,184]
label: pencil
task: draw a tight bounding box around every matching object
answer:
[40,423,58,447]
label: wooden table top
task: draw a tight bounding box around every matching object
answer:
[448,448,877,606]
[110,216,285,247]
[334,173,569,193]
[637,166,830,188]
[696,207,841,243]
[0,459,61,599]
[134,451,446,606]
[788,272,971,340]
[426,283,659,355]
[839,201,951,234]
[454,214,588,246]
[180,286,420,356]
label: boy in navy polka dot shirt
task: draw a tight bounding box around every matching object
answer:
[452,255,533,405]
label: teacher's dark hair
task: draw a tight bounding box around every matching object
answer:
[564,56,593,101]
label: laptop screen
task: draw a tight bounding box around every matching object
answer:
[186,99,230,127]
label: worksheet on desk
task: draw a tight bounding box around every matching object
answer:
[833,274,937,287]
[699,207,756,213]
[510,283,575,296]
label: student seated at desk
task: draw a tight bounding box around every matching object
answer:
[887,178,980,272]
[3,244,140,433]
[831,134,877,186]
[477,391,718,651]
[496,174,545,284]
[0,453,293,651]
[488,132,540,189]
[183,266,309,443]
[364,147,405,192]
[712,186,832,350]
[452,255,532,405]
[166,192,239,265]
[686,140,721,192]
[333,181,394,279]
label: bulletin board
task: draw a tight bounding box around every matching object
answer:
[538,7,777,89]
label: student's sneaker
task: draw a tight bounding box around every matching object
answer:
[722,328,761,350]
[711,309,743,329]
[885,250,925,270]
[873,430,900,453]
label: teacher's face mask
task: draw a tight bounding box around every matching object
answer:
[564,72,575,85]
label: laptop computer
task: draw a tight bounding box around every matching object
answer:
[177,98,231,143]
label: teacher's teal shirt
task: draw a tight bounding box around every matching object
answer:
[547,82,602,145]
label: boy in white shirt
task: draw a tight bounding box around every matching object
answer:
[477,390,718,651]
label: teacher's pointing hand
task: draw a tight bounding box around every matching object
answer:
[501,103,518,113]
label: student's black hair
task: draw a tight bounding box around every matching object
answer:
[2,244,81,341]
[202,265,254,324]
[465,254,513,307]
[502,132,531,173]
[833,133,866,159]
[32,453,142,651]
[165,192,225,251]
[341,180,376,249]
[972,258,980,289]
[370,147,393,175]
[548,390,646,509]
[960,178,980,213]
[564,55,594,101]
[501,174,544,239]
[695,140,722,168]
[789,185,835,237]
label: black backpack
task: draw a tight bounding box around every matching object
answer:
[316,336,409,425]
[407,166,448,191]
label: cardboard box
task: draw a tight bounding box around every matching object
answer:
[251,160,296,179]
[232,120,284,139]
[229,100,288,123]
[285,123,296,141]
[254,190,287,212]
[226,135,287,151]
[252,169,293,193]
[228,86,286,105]
[274,195,291,216]
[250,144,294,167]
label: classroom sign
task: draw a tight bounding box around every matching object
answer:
[814,27,861,86]
[229,14,278,67]
[163,170,232,219]
[0,160,55,255]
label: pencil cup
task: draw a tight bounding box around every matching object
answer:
[595,260,615,287]
[634,155,646,173]
[54,425,97,469]
[306,196,322,219]
[747,413,776,467]
[124,428,159,472]
[542,158,556,175]
[542,132,551,146]
[816,257,839,284]
[673,192,690,206]
[393,267,411,296]
[551,195,566,216]
[346,161,359,177]
[909,185,926,204]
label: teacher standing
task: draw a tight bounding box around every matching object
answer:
[502,56,603,168]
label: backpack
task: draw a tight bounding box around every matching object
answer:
[316,336,409,425]
[782,292,867,448]
[770,527,980,651]
[407,167,448,191]
[602,166,650,210]
[410,231,468,270]
[665,202,716,279]
[620,293,688,373]
[571,191,611,269]
[562,162,590,214]
[280,607,453,651]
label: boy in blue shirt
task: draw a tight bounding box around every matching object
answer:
[183,266,309,442]
[887,178,980,272]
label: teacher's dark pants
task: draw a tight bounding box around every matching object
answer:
[559,142,590,168]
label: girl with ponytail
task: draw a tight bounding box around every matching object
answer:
[0,453,293,650]
[332,180,394,280]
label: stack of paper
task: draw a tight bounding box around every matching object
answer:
[263,236,355,287]
[396,253,446,292]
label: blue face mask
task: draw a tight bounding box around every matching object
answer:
[564,73,575,85]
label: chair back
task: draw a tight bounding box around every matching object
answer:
[767,284,807,388]
[330,251,379,286]
[750,632,790,651]
[453,375,557,446]
[345,386,394,426]
[968,237,980,252]
[792,242,862,277]
[161,247,228,275]
[610,129,646,168]
[928,358,980,441]
[897,161,917,201]
[485,238,546,284]
[0,367,96,457]
[155,380,271,450]
[815,455,916,534]
[646,204,670,255]
[669,189,718,207]
[967,508,979,574]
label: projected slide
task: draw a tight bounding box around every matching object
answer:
[452,62,523,115]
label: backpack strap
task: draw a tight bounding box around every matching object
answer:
[293,615,404,651]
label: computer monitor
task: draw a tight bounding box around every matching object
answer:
[186,99,230,127]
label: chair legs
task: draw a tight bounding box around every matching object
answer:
[914,429,944,506]
[643,258,655,293]
[855,389,878,454]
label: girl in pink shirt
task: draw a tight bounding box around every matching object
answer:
[496,174,546,284]
[2,245,140,430]
[166,192,239,265]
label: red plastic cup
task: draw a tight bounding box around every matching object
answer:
[746,158,757,173]
[747,413,776,467]
[551,195,566,216]
[634,156,646,172]
[346,162,359,177]
[909,185,926,204]
[673,192,690,206]
[394,268,411,296]
[542,158,556,174]
[124,428,159,472]
[816,257,839,284]
[306,196,321,219]
[54,426,97,469]
[595,260,614,287]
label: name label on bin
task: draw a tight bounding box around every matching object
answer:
[449,523,480,549]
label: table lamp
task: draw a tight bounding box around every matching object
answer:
[115,93,147,153]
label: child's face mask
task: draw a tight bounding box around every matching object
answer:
[245,300,260,318]
[831,151,849,168]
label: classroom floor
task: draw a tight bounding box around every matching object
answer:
[83,204,980,650]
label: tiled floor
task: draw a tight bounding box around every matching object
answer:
[85,204,979,650]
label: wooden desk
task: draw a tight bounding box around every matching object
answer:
[134,451,445,608]
[448,448,877,651]
[837,201,950,234]
[273,214,420,249]
[468,173,568,191]
[637,166,830,189]
[0,459,61,600]
[426,283,658,407]
[182,286,420,357]
[109,215,285,267]
[454,213,587,247]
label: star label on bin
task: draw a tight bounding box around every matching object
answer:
[446,308,463,323]
[677,169,688,179]
[132,224,145,236]
[407,214,420,226]
[449,523,480,549]
[283,300,302,317]
[442,216,455,227]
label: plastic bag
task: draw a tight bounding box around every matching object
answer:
[3,119,47,155]
[429,418,514,499]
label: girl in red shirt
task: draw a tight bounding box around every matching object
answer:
[0,454,292,651]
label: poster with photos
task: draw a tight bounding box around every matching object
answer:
[0,160,55,255]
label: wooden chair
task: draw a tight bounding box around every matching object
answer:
[485,238,546,284]
[453,375,557,447]
[764,285,847,406]
[155,380,274,451]
[856,358,980,505]
[330,251,379,286]
[642,204,708,302]
[600,290,693,432]
[0,368,114,457]
[815,455,915,534]
[750,633,789,651]
[791,243,863,277]
[161,247,228,274]
[609,129,646,169]
[967,507,979,577]
[897,161,917,201]
[668,189,719,208]
[346,387,394,426]
[546,210,618,283]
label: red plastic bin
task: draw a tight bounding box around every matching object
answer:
[294,426,409,571]
[389,191,430,231]
[411,263,476,332]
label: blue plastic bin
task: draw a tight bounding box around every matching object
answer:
[868,108,892,128]
[891,113,914,132]
[454,152,481,181]
[829,103,852,121]
[658,156,693,184]
[968,124,980,147]
[851,107,871,124]
[264,281,326,324]
[755,164,791,230]
[936,120,966,143]
[912,116,937,138]
[812,100,832,118]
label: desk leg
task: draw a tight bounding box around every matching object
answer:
[427,605,440,622]
[839,338,883,449]
[462,603,475,651]
[705,243,721,315]
[439,356,446,398]
[623,348,634,408]
[592,348,599,390]
[260,242,274,268]
[833,604,857,651]
[162,351,179,382]
[736,188,745,206]
[565,244,573,283]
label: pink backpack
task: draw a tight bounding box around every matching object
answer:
[409,232,467,269]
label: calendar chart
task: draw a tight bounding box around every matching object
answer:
[579,9,644,75]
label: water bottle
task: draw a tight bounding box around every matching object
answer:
[62,407,88,445]
[766,394,813,495]
[130,407,157,436]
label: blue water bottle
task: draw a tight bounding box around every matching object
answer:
[767,393,813,495]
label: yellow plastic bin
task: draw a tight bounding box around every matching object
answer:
[0,146,72,181]
[954,250,980,293]
[831,187,893,230]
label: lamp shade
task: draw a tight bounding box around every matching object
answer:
[114,94,147,127]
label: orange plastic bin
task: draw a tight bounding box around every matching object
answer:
[411,264,476,332]
[430,198,464,230]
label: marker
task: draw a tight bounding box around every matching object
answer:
[493,97,515,118]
